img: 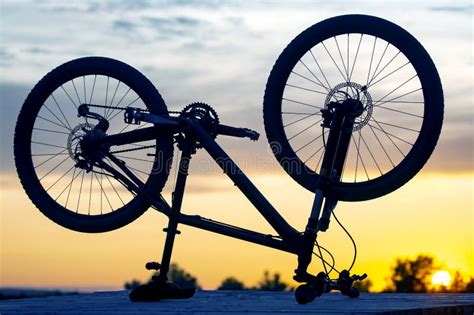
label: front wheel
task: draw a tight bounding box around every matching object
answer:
[14,57,174,233]
[264,15,443,201]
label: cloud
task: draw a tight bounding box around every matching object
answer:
[0,83,30,170]
[430,4,473,14]
[112,20,136,31]
[0,47,15,67]
[23,47,51,55]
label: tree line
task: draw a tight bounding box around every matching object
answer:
[125,255,474,293]
[125,264,291,291]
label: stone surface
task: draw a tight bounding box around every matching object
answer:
[0,291,473,314]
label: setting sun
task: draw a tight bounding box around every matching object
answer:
[432,271,451,286]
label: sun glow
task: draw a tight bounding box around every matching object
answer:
[432,271,451,286]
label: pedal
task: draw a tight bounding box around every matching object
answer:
[145,262,161,271]
[242,128,260,141]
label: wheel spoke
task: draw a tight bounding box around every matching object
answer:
[366,37,377,85]
[285,83,327,95]
[283,97,322,109]
[89,75,97,104]
[101,166,125,206]
[284,113,320,128]
[368,61,411,88]
[42,102,71,131]
[51,93,72,129]
[63,168,81,207]
[71,78,82,105]
[93,172,114,212]
[76,170,85,213]
[32,141,67,150]
[303,143,325,164]
[367,42,389,85]
[107,88,132,122]
[368,123,395,167]
[373,88,422,107]
[298,60,330,92]
[294,125,326,153]
[106,80,121,118]
[33,127,69,135]
[60,85,79,110]
[334,36,349,81]
[375,120,420,133]
[321,40,347,82]
[367,50,401,85]
[34,147,69,169]
[45,164,76,192]
[82,76,87,104]
[288,119,322,141]
[359,130,383,175]
[349,34,363,81]
[37,115,71,131]
[376,105,424,118]
[309,49,332,89]
[372,74,418,105]
[283,111,320,115]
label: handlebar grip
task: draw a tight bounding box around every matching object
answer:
[217,124,260,141]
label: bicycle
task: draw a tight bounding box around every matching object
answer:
[14,15,443,304]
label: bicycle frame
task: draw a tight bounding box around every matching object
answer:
[92,102,355,284]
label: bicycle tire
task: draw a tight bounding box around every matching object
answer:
[263,15,443,201]
[14,57,174,232]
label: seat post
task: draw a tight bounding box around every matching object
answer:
[155,142,193,283]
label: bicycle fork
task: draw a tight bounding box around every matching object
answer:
[294,99,358,284]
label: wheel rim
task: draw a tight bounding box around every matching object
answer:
[281,32,424,184]
[29,74,161,216]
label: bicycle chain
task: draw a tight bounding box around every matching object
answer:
[86,103,182,115]
[85,104,181,155]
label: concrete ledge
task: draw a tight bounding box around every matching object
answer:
[0,291,473,314]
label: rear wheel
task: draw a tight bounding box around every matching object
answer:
[14,57,174,232]
[264,15,443,201]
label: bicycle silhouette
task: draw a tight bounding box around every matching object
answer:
[14,15,443,303]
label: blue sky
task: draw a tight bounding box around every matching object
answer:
[0,0,472,174]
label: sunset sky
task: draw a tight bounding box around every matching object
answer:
[1,0,472,292]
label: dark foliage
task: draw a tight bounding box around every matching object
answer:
[163,263,201,290]
[218,277,246,290]
[384,255,435,293]
[124,279,141,290]
[353,278,372,292]
[256,271,289,291]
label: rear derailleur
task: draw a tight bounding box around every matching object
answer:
[295,270,367,304]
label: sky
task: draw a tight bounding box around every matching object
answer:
[0,0,473,292]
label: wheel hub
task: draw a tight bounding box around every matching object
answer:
[67,123,107,171]
[324,82,373,131]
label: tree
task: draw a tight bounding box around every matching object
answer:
[162,263,201,289]
[124,262,200,290]
[464,278,474,293]
[353,279,372,293]
[124,279,141,290]
[384,255,435,293]
[449,271,465,293]
[218,277,246,290]
[257,271,289,291]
